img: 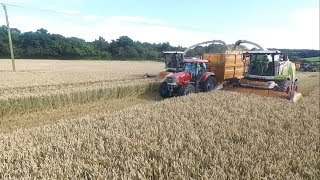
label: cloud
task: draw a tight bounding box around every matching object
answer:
[83,15,101,21]
[36,7,81,15]
[0,8,319,49]
[109,16,165,26]
[93,16,220,46]
[288,8,319,49]
[224,7,320,49]
[1,0,32,4]
[58,9,81,15]
[291,7,319,29]
[0,13,217,47]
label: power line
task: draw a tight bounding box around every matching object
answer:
[4,2,81,16]
[1,2,217,43]
[3,3,24,8]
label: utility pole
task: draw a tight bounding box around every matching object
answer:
[1,3,16,72]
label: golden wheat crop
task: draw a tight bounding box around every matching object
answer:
[0,81,159,117]
[0,93,162,134]
[0,59,163,116]
[0,60,319,179]
[296,72,320,94]
[0,78,155,100]
[0,86,318,179]
[0,59,163,88]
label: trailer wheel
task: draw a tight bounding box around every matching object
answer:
[202,76,217,92]
[159,82,170,98]
[180,84,195,96]
[276,80,291,93]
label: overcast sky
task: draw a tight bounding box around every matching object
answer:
[0,0,319,49]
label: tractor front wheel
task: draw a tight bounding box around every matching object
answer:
[180,84,195,96]
[159,82,170,98]
[202,76,217,92]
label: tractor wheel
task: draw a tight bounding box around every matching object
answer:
[159,82,170,98]
[276,80,291,92]
[180,84,195,96]
[201,76,217,92]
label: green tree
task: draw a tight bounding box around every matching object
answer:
[1,26,318,61]
[92,36,111,59]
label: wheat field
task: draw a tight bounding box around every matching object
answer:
[0,59,319,179]
[0,87,318,179]
[0,59,163,88]
[0,59,163,117]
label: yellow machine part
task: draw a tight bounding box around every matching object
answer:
[155,71,173,81]
[223,86,288,98]
[221,86,302,102]
[203,53,245,82]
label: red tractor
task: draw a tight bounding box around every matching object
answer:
[159,59,217,97]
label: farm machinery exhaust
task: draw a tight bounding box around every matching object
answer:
[150,40,302,102]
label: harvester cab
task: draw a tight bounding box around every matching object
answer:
[222,40,302,102]
[239,51,297,92]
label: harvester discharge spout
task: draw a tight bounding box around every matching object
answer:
[232,40,267,51]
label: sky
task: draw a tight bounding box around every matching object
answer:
[0,0,319,49]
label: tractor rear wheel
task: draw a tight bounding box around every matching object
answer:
[159,82,170,98]
[276,80,291,92]
[180,84,195,96]
[202,76,217,92]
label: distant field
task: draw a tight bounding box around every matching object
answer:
[0,59,163,117]
[0,59,162,101]
[296,72,320,95]
[304,56,320,62]
[0,59,163,88]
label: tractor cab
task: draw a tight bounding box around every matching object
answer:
[182,59,208,80]
[243,51,288,80]
[163,51,184,72]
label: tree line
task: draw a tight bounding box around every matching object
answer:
[0,26,184,60]
[0,26,319,60]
